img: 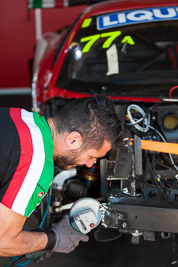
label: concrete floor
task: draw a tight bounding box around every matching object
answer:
[0,94,178,267]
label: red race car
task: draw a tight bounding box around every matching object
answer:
[32,0,178,244]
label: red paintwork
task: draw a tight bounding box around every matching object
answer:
[82,0,178,17]
[35,0,178,106]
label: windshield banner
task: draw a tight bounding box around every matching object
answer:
[97,7,178,30]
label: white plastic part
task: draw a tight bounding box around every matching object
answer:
[52,168,77,189]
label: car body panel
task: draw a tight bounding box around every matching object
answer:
[32,0,178,109]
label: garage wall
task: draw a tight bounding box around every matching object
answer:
[0,0,85,91]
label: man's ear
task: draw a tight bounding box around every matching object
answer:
[65,131,82,149]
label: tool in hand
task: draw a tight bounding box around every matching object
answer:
[69,197,101,234]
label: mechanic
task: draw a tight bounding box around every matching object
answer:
[0,96,123,257]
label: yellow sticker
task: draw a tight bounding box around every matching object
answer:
[81,18,93,28]
[121,36,135,45]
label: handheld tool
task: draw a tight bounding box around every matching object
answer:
[69,197,101,234]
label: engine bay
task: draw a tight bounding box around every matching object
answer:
[38,101,178,243]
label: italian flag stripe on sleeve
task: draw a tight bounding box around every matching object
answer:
[2,108,54,217]
[24,112,54,217]
[11,109,46,216]
[1,108,34,210]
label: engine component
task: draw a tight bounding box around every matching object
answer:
[154,105,178,143]
[81,162,100,197]
[163,114,178,130]
[64,178,87,199]
[53,168,77,189]
[126,104,150,135]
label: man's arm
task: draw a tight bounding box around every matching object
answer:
[0,203,89,257]
[0,203,47,257]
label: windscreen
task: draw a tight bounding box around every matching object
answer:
[55,8,178,98]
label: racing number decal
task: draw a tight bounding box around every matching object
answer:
[121,36,135,45]
[81,34,100,53]
[80,31,135,53]
[100,31,122,48]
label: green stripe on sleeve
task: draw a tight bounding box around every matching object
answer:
[24,113,54,217]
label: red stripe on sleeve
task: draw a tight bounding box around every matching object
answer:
[1,108,33,209]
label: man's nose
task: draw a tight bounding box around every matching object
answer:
[85,159,96,168]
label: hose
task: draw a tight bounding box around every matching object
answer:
[126,104,150,132]
[126,104,178,171]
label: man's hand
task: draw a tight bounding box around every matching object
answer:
[51,215,89,253]
[0,204,88,256]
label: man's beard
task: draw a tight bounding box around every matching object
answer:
[53,148,82,170]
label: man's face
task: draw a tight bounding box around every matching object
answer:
[54,140,111,170]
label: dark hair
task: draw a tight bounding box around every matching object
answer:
[53,97,124,150]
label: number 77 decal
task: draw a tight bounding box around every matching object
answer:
[80,31,134,53]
